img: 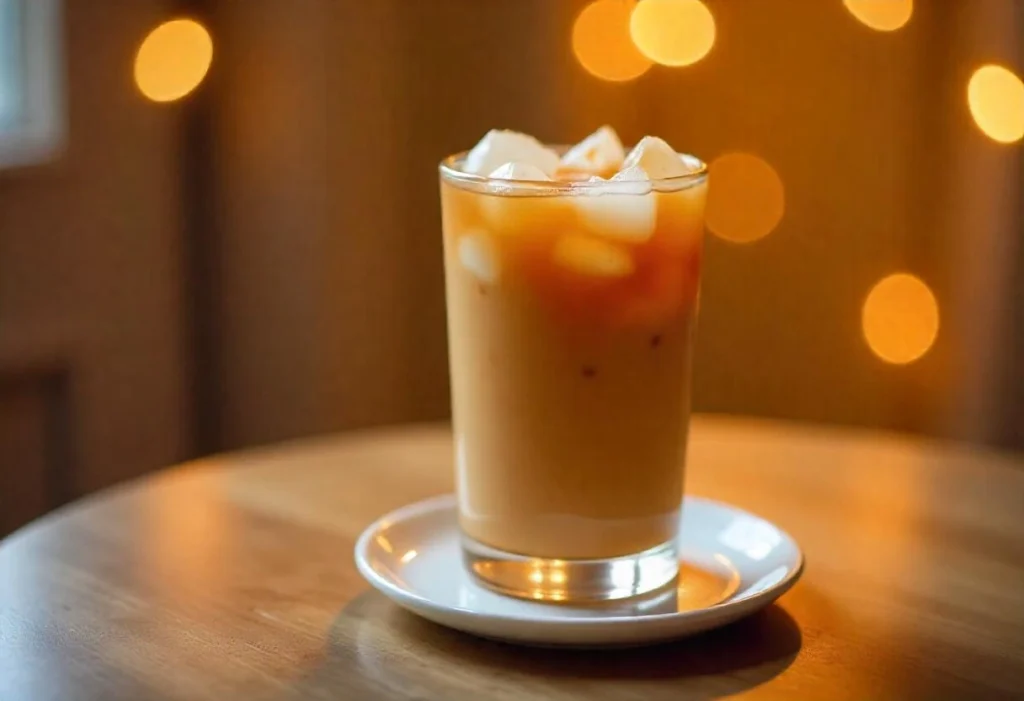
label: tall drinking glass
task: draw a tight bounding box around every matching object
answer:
[439,150,707,601]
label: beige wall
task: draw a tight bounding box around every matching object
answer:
[0,0,190,527]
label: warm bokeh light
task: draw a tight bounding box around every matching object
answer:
[629,0,715,67]
[134,19,213,102]
[705,153,785,243]
[843,0,913,32]
[967,65,1024,144]
[572,0,652,82]
[862,273,939,365]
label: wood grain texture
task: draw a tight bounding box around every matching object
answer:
[1,416,1023,700]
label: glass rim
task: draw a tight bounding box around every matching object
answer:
[438,148,708,195]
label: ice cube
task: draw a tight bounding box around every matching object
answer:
[479,188,578,237]
[622,136,692,180]
[553,234,634,278]
[574,166,656,242]
[609,164,653,189]
[463,130,560,177]
[458,234,500,284]
[488,162,552,181]
[560,125,625,175]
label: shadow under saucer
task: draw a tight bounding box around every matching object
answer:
[277,589,803,701]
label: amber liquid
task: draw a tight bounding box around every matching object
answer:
[441,177,706,560]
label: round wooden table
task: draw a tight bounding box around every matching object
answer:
[2,416,1022,700]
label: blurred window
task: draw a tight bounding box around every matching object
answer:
[0,0,62,169]
[0,0,21,129]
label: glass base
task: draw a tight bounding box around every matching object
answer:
[462,536,679,603]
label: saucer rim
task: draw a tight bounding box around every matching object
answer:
[354,493,805,626]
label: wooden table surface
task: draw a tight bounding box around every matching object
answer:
[2,416,1023,700]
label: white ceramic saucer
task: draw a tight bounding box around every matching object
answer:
[354,495,803,647]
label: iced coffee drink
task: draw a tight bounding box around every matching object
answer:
[439,127,707,601]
